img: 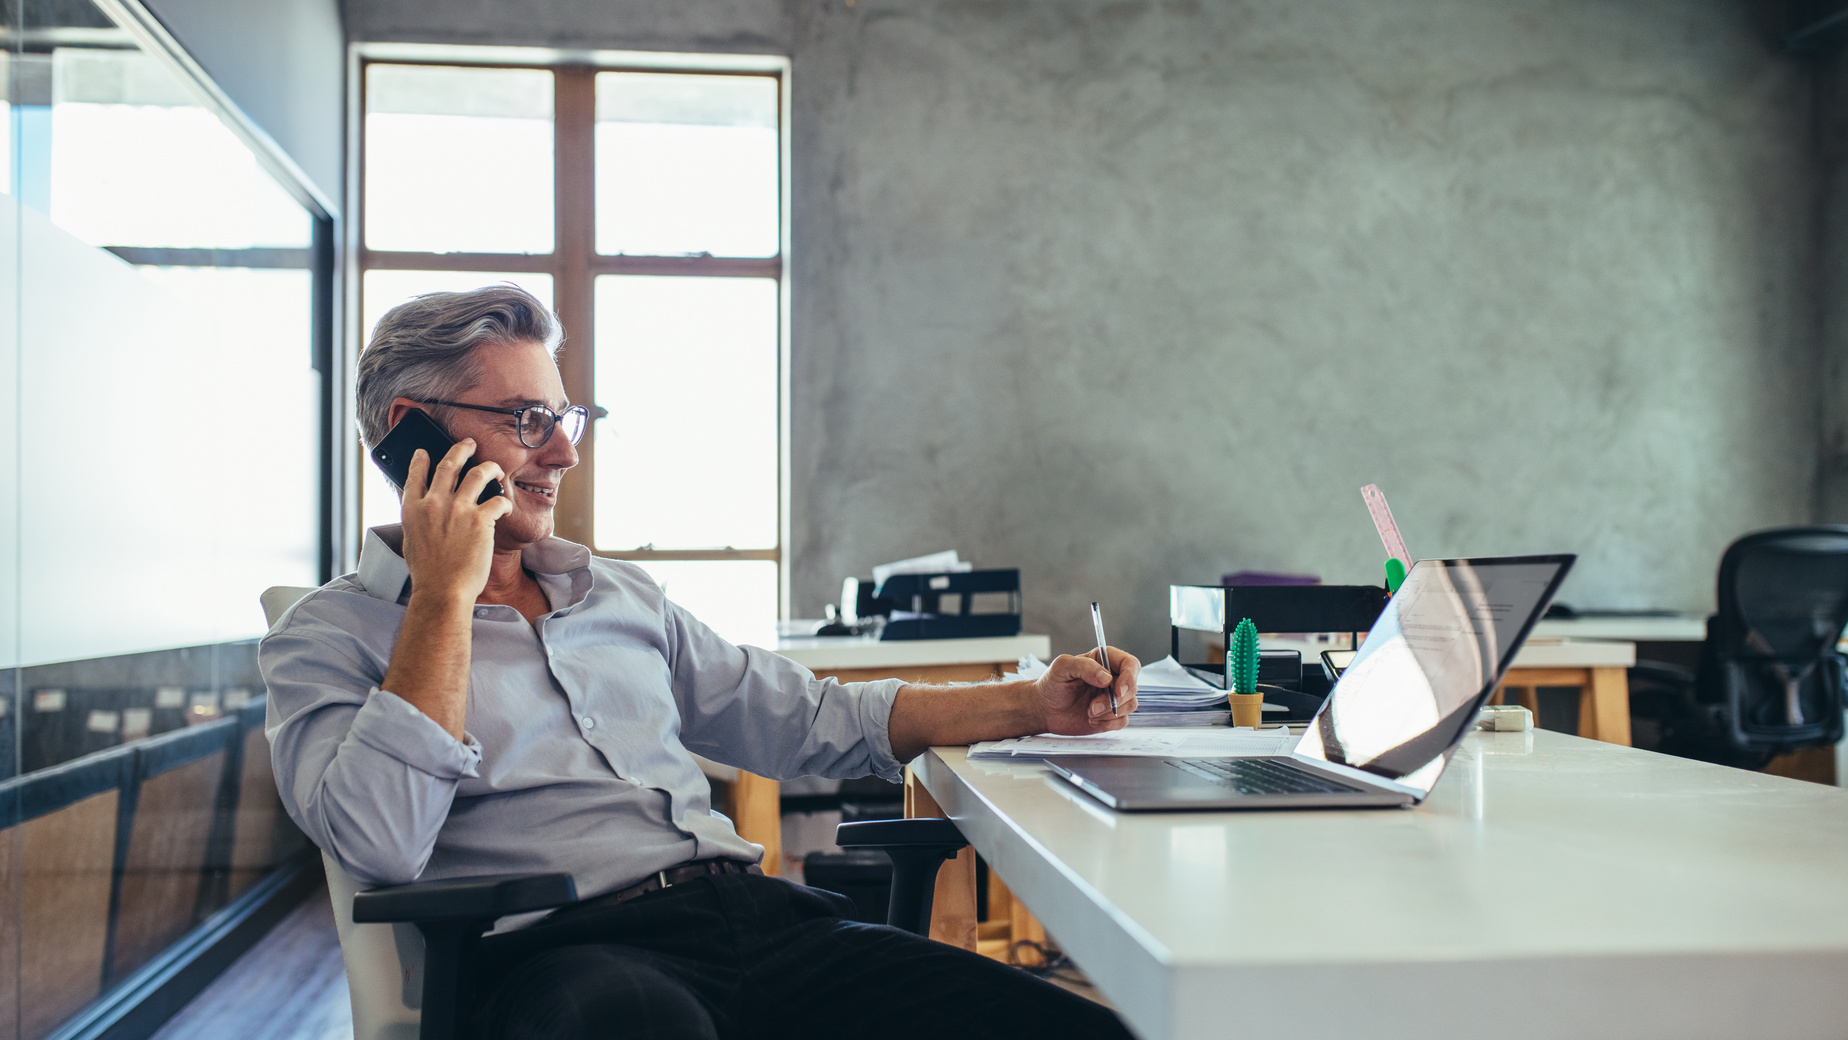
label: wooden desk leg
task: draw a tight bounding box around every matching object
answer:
[903,766,977,952]
[1582,666,1633,747]
[1007,886,1048,967]
[727,772,783,877]
[978,871,1015,960]
[975,868,1050,965]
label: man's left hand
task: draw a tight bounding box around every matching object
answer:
[1035,648,1140,734]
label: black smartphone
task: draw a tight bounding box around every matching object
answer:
[369,408,505,505]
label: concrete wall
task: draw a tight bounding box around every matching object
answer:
[146,0,345,208]
[351,0,1824,662]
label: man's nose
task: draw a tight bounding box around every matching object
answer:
[542,426,580,469]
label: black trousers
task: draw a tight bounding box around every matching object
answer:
[467,872,1133,1040]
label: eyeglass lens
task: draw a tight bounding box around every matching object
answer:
[557,407,588,445]
[518,406,590,448]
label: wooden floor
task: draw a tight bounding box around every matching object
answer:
[151,885,352,1040]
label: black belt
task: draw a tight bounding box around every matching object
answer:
[582,859,762,912]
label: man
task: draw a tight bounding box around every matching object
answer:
[263,285,1141,1040]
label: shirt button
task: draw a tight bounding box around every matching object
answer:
[581,716,595,730]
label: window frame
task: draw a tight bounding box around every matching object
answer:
[345,44,793,614]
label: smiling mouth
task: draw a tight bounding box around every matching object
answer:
[514,481,556,500]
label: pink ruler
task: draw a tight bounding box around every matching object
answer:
[1360,484,1412,566]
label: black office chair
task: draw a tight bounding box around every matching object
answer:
[347,817,968,1040]
[1629,527,1848,769]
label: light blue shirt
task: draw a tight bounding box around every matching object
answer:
[261,525,905,902]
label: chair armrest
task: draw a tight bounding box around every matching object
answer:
[835,819,968,936]
[836,818,966,848]
[352,873,578,924]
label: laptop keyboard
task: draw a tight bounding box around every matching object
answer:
[1170,757,1362,795]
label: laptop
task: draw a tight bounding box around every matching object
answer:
[1047,554,1575,810]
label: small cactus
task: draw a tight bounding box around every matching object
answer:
[1228,618,1259,695]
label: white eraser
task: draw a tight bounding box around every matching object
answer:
[1476,705,1532,732]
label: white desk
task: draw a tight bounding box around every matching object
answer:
[917,732,1848,1040]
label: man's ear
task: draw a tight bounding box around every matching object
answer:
[386,397,422,431]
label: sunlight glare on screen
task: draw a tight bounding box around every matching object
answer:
[48,49,309,248]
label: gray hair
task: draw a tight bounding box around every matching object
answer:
[355,284,562,448]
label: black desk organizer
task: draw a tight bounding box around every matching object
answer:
[1170,583,1389,719]
[846,569,1023,640]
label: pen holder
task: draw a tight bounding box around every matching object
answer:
[1227,691,1263,728]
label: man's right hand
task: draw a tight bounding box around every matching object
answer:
[399,440,511,605]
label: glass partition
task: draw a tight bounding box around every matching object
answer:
[3,2,325,1036]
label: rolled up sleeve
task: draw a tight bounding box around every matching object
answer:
[262,615,480,885]
[665,603,907,782]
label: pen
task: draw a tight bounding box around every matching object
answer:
[1090,601,1119,716]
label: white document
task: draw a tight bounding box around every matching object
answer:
[968,726,1298,760]
[871,550,973,588]
[1002,654,1050,682]
[1136,655,1216,692]
[1008,654,1214,691]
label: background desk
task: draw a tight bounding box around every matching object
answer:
[916,732,1848,1040]
[1525,616,1706,746]
[702,633,1051,874]
[1274,637,1641,746]
[1532,614,1707,642]
[1499,638,1637,745]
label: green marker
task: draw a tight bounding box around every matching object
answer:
[1385,557,1407,594]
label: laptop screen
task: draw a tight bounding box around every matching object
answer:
[1292,555,1573,794]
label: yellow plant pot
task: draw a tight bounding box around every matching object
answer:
[1228,691,1264,729]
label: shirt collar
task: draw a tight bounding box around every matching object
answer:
[356,524,594,605]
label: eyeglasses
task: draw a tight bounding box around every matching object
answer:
[420,399,592,448]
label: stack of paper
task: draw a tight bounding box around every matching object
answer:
[1133,655,1229,711]
[1002,654,1050,682]
[1126,709,1230,728]
[1004,654,1235,719]
[968,726,1297,760]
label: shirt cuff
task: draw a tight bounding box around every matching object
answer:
[348,686,482,780]
[859,678,908,782]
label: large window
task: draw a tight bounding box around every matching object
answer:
[358,56,788,636]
